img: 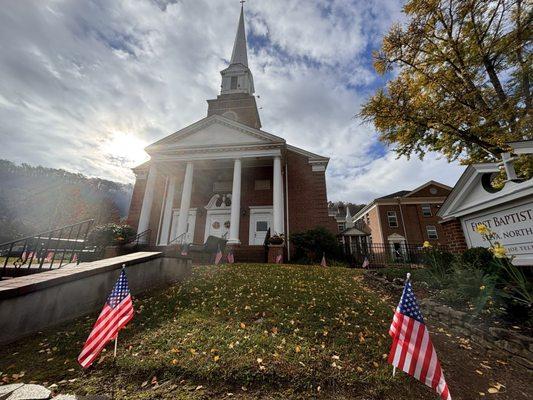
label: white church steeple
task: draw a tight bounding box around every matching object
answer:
[220,4,255,95]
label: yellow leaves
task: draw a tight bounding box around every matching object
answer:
[171,359,178,365]
[271,327,278,335]
[256,358,263,364]
[356,366,364,373]
[240,322,246,329]
[213,355,220,362]
[295,345,301,353]
[189,348,197,355]
[487,383,505,394]
[358,332,366,343]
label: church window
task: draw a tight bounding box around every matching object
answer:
[256,221,268,232]
[230,76,238,90]
[338,222,345,232]
[255,179,270,190]
[254,179,271,190]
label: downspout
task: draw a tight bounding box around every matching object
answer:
[285,160,290,261]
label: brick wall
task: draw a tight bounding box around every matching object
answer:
[440,218,468,253]
[286,150,337,236]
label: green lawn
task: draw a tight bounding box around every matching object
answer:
[0,264,440,399]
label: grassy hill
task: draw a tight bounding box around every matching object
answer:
[1,264,529,399]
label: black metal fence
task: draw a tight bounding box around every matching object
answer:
[1,219,94,278]
[346,242,447,268]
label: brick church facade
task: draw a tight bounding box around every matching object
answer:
[127,6,336,262]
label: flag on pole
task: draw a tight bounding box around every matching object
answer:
[21,251,27,260]
[275,253,283,264]
[45,252,54,263]
[78,268,134,368]
[227,249,235,264]
[388,274,451,400]
[362,257,369,269]
[320,253,327,267]
[214,245,223,265]
[72,253,78,263]
[180,243,189,256]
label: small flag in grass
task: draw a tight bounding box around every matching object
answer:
[388,273,451,400]
[362,257,369,269]
[227,249,235,264]
[275,253,282,264]
[45,252,54,263]
[321,253,327,267]
[214,245,223,265]
[78,267,134,368]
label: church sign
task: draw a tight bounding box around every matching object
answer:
[462,201,533,259]
[437,142,533,266]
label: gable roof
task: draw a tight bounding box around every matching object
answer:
[377,190,410,200]
[404,180,453,197]
[145,115,285,154]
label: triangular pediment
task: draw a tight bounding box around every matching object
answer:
[146,115,284,153]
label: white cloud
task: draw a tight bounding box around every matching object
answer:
[0,0,463,203]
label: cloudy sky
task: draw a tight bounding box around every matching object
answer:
[0,0,464,203]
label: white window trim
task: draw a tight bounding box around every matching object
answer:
[421,204,432,217]
[426,225,438,239]
[387,211,398,227]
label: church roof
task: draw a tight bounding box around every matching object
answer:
[230,5,248,67]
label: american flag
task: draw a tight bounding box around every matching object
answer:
[44,251,54,263]
[275,253,283,264]
[362,257,369,269]
[227,250,235,264]
[78,268,134,368]
[320,253,327,267]
[214,245,223,265]
[388,277,451,400]
[180,243,189,256]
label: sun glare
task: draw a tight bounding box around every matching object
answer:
[102,132,149,166]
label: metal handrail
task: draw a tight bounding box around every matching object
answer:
[128,229,151,246]
[1,219,94,278]
[167,232,187,246]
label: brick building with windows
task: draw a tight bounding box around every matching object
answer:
[352,181,453,250]
[127,6,336,262]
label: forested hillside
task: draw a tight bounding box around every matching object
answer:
[0,160,133,243]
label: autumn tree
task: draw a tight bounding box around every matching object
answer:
[361,0,531,173]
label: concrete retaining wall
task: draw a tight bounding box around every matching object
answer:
[0,252,191,345]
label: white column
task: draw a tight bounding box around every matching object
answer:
[228,158,242,244]
[137,164,158,241]
[158,176,176,245]
[176,162,194,240]
[272,155,284,235]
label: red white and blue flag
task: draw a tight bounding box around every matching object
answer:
[362,257,369,269]
[214,245,223,265]
[388,277,451,400]
[78,268,134,368]
[227,250,235,264]
[320,253,327,267]
[275,253,283,264]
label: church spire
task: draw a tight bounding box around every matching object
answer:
[229,4,248,67]
[218,3,255,96]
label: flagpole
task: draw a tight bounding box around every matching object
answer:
[114,333,118,358]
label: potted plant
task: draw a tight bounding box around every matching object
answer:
[268,233,285,246]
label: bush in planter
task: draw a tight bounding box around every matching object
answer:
[88,224,136,248]
[290,227,343,264]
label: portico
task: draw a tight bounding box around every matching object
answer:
[136,140,286,247]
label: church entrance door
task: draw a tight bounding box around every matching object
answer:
[204,211,231,241]
[204,193,232,242]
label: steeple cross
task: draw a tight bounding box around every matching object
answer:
[240,0,245,5]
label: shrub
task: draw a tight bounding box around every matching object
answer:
[460,247,500,275]
[290,227,343,264]
[88,223,136,248]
